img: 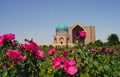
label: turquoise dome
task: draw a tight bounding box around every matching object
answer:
[56,24,68,31]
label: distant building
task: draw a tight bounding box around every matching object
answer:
[53,23,96,45]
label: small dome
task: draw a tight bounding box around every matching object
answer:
[56,23,68,31]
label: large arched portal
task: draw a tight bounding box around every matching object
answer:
[72,25,84,43]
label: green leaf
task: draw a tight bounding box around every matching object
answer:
[84,73,89,77]
[88,63,93,68]
[98,66,103,72]
[89,57,93,63]
[104,74,108,77]
[85,67,89,72]
[94,61,98,67]
[104,65,109,71]
[2,71,7,77]
[80,73,89,77]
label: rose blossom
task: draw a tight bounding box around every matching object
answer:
[62,50,69,57]
[0,35,5,45]
[12,41,18,47]
[6,50,25,64]
[79,31,86,39]
[4,33,15,41]
[90,49,97,53]
[48,48,56,55]
[22,40,39,53]
[63,58,78,75]
[35,50,46,59]
[52,56,62,69]
[101,47,107,53]
[108,50,114,54]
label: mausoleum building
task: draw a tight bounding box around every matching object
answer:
[53,23,96,45]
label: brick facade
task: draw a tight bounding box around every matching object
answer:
[53,23,96,45]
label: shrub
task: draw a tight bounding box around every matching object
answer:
[0,33,120,77]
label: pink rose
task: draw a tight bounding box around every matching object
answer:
[29,41,39,52]
[66,66,78,75]
[22,43,31,50]
[90,49,97,53]
[62,50,69,57]
[63,58,69,71]
[12,42,18,46]
[48,48,56,55]
[108,50,114,55]
[52,56,62,69]
[6,50,25,64]
[63,58,78,75]
[22,40,39,53]
[4,33,15,41]
[101,47,108,53]
[35,50,46,59]
[79,31,86,39]
[22,43,32,51]
[68,59,76,66]
[0,36,5,45]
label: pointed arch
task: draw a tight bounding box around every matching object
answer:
[54,38,57,44]
[59,37,64,44]
[72,25,84,43]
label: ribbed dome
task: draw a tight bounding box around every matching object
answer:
[56,23,68,31]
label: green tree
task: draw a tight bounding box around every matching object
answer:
[107,33,119,45]
[94,40,103,46]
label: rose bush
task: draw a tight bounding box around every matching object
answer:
[0,33,120,77]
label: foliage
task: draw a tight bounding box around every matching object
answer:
[107,33,120,46]
[0,33,120,77]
